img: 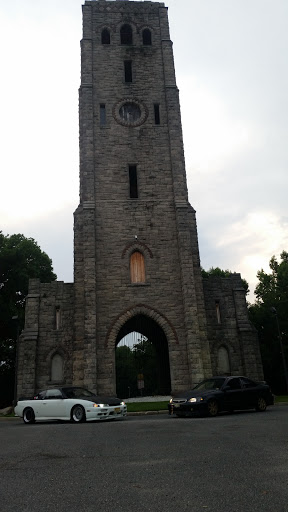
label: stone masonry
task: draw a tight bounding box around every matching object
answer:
[16,1,263,400]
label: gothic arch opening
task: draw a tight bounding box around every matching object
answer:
[51,353,64,382]
[216,345,231,375]
[120,24,133,45]
[142,28,152,45]
[115,314,171,399]
[101,28,111,45]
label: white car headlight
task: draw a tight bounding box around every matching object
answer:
[189,397,203,402]
[93,403,105,408]
[120,401,125,406]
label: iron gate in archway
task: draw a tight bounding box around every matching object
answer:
[115,314,171,399]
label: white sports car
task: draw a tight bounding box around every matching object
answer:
[14,386,127,424]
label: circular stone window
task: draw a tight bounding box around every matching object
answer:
[113,99,148,127]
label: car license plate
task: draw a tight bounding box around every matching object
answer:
[174,404,179,408]
[114,407,121,413]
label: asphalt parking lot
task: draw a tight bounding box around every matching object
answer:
[1,406,288,512]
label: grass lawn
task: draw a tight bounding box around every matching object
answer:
[126,401,168,413]
[275,395,288,403]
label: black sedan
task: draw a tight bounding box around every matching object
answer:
[168,376,274,417]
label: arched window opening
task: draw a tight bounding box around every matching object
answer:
[130,251,145,283]
[142,28,152,45]
[121,24,133,45]
[51,353,64,382]
[101,28,110,45]
[217,346,231,375]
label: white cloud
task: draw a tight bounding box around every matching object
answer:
[0,7,79,220]
[215,211,288,297]
[179,75,259,174]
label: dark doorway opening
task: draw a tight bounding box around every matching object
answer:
[115,314,171,399]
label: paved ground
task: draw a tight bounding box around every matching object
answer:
[0,406,288,512]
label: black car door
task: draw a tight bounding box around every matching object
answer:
[222,378,243,410]
[240,377,259,408]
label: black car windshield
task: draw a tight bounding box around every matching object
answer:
[64,387,94,399]
[193,378,226,391]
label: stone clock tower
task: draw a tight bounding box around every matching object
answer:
[17,1,263,399]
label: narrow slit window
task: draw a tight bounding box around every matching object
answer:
[100,104,106,125]
[215,301,221,324]
[55,306,61,330]
[129,165,138,198]
[143,28,152,46]
[101,29,110,45]
[154,104,160,125]
[130,251,145,283]
[124,60,132,83]
[121,24,133,45]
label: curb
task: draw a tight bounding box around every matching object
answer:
[127,410,168,416]
[0,416,19,421]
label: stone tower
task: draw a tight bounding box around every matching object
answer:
[16,0,263,400]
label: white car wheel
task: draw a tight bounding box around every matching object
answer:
[71,405,86,423]
[23,407,35,424]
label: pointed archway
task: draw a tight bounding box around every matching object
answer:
[115,314,171,399]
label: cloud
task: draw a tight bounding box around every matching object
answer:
[211,211,288,297]
[178,75,260,175]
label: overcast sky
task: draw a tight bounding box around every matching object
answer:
[1,0,287,301]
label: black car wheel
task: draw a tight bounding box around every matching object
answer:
[71,405,86,423]
[23,407,35,424]
[256,396,267,412]
[207,399,219,417]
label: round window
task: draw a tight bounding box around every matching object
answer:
[119,103,141,123]
[113,98,148,127]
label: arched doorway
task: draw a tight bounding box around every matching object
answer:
[115,314,171,399]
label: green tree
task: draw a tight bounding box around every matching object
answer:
[0,232,56,407]
[116,345,138,398]
[249,251,288,393]
[116,337,158,398]
[132,338,158,395]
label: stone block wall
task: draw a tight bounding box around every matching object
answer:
[17,279,74,398]
[203,274,263,380]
